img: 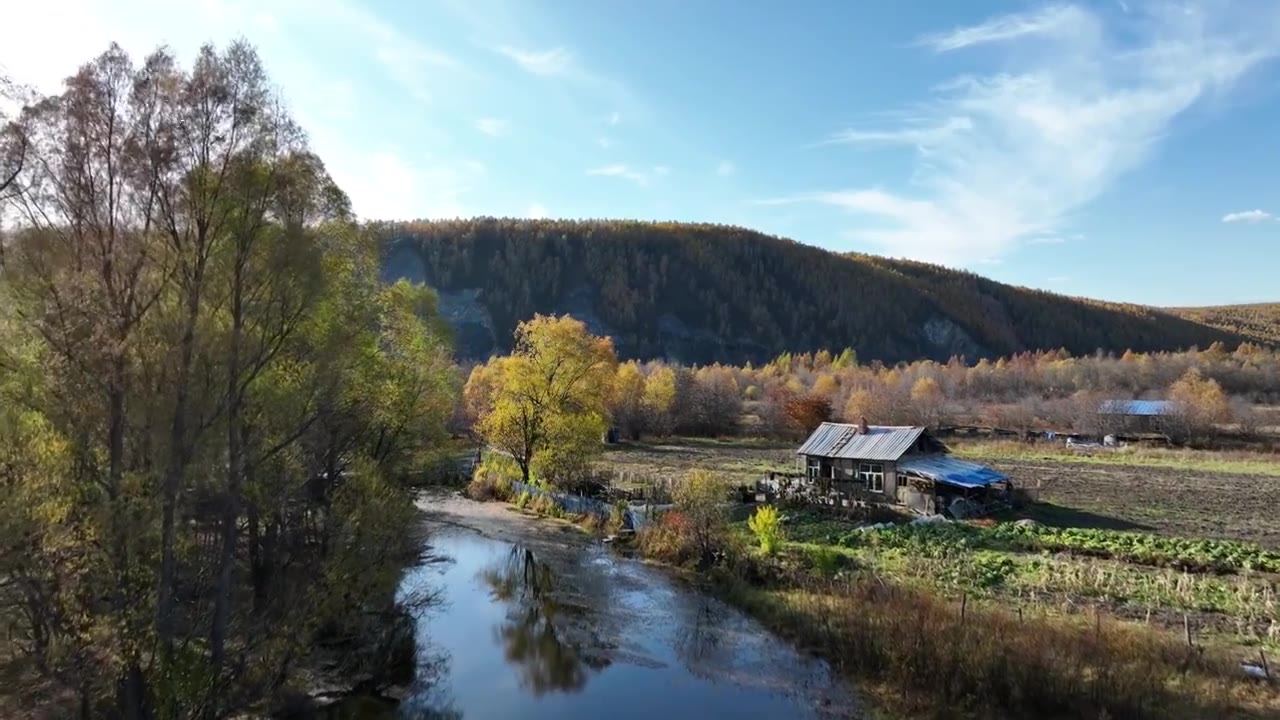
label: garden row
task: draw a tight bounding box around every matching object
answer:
[835,520,1280,574]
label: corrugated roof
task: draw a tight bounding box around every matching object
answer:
[898,455,1007,489]
[1098,399,1177,417]
[796,423,925,462]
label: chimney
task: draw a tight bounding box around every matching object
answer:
[859,416,869,435]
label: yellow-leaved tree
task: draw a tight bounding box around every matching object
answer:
[1168,367,1231,441]
[474,315,617,487]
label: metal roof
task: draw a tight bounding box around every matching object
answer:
[897,455,1007,489]
[1098,399,1177,417]
[796,423,925,462]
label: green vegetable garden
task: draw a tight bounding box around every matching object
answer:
[839,521,1280,574]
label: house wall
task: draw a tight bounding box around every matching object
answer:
[800,455,905,504]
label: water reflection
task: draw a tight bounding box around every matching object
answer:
[478,545,597,696]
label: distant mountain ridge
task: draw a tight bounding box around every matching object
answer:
[375,218,1261,364]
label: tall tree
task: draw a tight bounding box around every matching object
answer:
[473,315,617,486]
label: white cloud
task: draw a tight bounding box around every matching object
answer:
[496,45,572,75]
[608,111,621,126]
[1221,209,1272,223]
[784,3,1280,264]
[1027,235,1068,245]
[597,136,614,148]
[918,5,1092,53]
[586,164,666,187]
[475,117,508,137]
[821,116,973,147]
[717,160,736,176]
[527,203,549,219]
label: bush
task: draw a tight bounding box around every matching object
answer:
[637,511,699,565]
[807,545,842,578]
[607,501,628,534]
[464,468,514,502]
[671,469,728,566]
[747,505,784,555]
[513,490,531,510]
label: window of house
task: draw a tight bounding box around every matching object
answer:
[807,457,820,481]
[859,462,884,492]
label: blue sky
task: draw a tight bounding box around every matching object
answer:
[4,0,1278,306]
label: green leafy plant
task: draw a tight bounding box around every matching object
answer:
[748,505,784,555]
[807,545,842,578]
[513,490,531,510]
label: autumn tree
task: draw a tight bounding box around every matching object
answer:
[641,364,677,436]
[473,315,617,487]
[909,376,947,427]
[785,393,833,436]
[1168,368,1231,442]
[610,361,647,440]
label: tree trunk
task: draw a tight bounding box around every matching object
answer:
[211,260,245,671]
[247,503,264,610]
[158,279,203,662]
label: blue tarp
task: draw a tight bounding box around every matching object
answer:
[897,455,1007,489]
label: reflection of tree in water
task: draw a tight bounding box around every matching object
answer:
[480,545,592,696]
[674,596,737,681]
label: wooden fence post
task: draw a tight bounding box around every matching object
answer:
[1261,649,1271,681]
[1183,614,1193,649]
[960,594,968,623]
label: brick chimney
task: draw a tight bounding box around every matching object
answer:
[859,416,869,435]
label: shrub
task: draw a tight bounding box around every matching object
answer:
[747,505,784,555]
[637,510,698,565]
[464,464,514,501]
[513,490,531,510]
[671,469,729,566]
[807,545,842,578]
[607,501,629,534]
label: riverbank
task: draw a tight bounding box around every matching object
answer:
[389,491,863,719]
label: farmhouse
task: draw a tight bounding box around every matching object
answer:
[795,419,1008,516]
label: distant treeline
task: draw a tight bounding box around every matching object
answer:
[377,218,1255,365]
[582,343,1278,443]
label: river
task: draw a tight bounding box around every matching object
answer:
[328,492,859,719]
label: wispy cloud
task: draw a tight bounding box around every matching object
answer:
[527,202,549,219]
[586,164,667,187]
[782,3,1280,264]
[608,111,621,126]
[496,45,572,75]
[717,160,736,176]
[1222,209,1272,223]
[820,116,973,147]
[475,117,508,137]
[918,4,1090,53]
[597,136,614,148]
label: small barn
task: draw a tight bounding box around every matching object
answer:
[795,419,1009,517]
[1097,399,1176,435]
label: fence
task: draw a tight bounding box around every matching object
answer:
[510,480,661,530]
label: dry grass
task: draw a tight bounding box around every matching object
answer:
[952,439,1280,478]
[716,569,1280,719]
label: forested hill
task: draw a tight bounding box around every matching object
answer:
[376,218,1251,364]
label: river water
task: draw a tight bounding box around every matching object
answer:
[331,495,859,719]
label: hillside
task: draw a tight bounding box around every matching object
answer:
[376,218,1250,364]
[1168,303,1280,345]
